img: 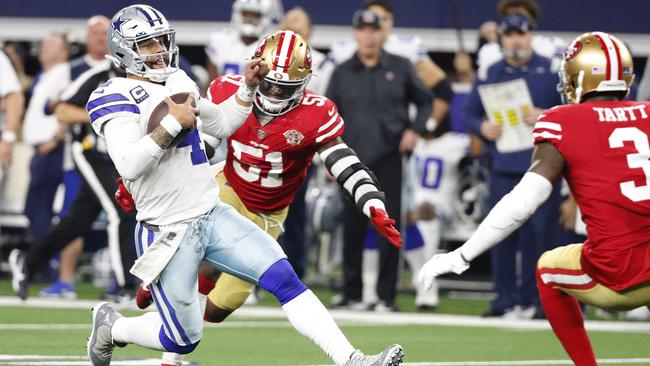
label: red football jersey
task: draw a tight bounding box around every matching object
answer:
[533,101,650,290]
[208,74,344,213]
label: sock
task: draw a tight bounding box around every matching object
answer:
[361,249,379,304]
[410,220,442,306]
[198,274,216,295]
[281,290,355,366]
[112,312,165,350]
[536,269,596,366]
[161,351,185,366]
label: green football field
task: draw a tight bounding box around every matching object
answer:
[0,283,649,365]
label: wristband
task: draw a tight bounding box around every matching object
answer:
[236,82,257,103]
[1,131,17,143]
[160,115,183,137]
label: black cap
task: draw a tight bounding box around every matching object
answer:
[500,13,536,33]
[352,9,381,29]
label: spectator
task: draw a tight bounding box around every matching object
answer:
[0,44,25,173]
[461,13,562,318]
[22,33,70,243]
[326,9,432,311]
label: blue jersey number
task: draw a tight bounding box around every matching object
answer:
[177,129,208,166]
[419,157,443,189]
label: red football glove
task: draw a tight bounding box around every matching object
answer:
[369,206,402,248]
[115,178,135,213]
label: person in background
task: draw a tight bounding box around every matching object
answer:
[205,0,283,80]
[326,9,432,311]
[22,33,70,244]
[0,44,25,172]
[461,13,563,318]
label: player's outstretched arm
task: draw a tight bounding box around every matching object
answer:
[200,59,269,138]
[419,142,565,289]
[318,137,402,248]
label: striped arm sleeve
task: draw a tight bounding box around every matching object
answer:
[320,143,385,217]
[87,93,140,136]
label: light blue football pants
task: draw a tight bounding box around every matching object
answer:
[134,203,286,349]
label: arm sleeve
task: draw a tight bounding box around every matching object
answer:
[460,172,553,261]
[461,79,486,137]
[198,94,251,138]
[103,116,165,181]
[406,62,433,135]
[432,77,454,103]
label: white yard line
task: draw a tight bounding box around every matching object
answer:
[1,296,649,333]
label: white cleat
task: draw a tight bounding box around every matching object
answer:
[344,344,404,366]
[87,302,125,366]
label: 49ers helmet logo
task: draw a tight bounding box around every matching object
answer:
[283,129,304,146]
[564,40,582,60]
[254,40,266,58]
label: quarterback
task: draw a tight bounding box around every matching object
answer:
[419,32,650,365]
[87,5,403,366]
[128,29,403,366]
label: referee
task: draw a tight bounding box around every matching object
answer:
[326,9,432,311]
[10,60,138,300]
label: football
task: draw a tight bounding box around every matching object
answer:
[147,92,196,147]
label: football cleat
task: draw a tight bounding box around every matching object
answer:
[87,302,125,366]
[344,344,404,366]
[136,284,153,309]
[9,249,28,300]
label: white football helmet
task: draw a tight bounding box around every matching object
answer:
[231,0,284,39]
[108,4,179,83]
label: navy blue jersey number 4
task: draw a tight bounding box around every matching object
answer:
[177,129,208,166]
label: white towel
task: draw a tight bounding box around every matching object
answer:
[130,223,188,286]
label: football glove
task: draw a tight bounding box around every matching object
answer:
[418,248,469,290]
[369,206,402,248]
[115,178,135,213]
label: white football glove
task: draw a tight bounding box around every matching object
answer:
[418,248,470,290]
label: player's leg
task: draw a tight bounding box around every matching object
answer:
[409,220,440,309]
[536,244,650,366]
[203,204,403,366]
[105,223,204,353]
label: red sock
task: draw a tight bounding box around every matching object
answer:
[536,269,597,366]
[198,274,216,295]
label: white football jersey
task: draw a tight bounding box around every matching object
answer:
[205,28,258,76]
[329,33,428,65]
[87,70,219,225]
[410,132,470,219]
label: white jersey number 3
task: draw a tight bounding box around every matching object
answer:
[609,127,650,202]
[231,140,283,187]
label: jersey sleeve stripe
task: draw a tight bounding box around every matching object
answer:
[90,104,140,123]
[315,119,344,143]
[534,121,562,131]
[532,131,562,140]
[87,93,129,111]
[317,113,339,133]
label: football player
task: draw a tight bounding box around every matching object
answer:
[127,29,404,366]
[419,32,650,365]
[87,6,403,366]
[205,0,283,80]
[407,119,471,309]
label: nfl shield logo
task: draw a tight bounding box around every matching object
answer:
[257,129,266,139]
[283,129,304,146]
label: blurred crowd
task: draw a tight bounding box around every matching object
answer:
[0,0,648,321]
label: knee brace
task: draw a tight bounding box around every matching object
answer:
[159,328,200,354]
[258,259,307,305]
